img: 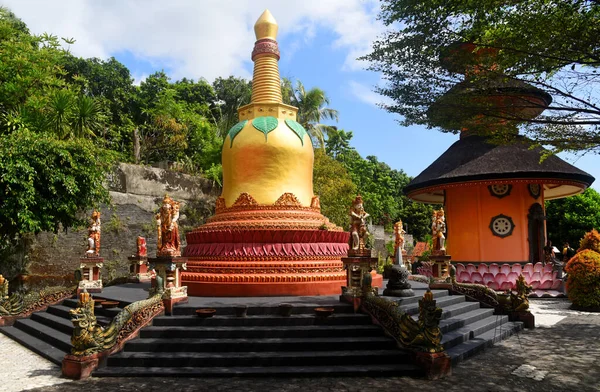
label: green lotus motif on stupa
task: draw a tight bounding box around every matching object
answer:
[227,116,310,147]
[284,119,307,145]
[227,120,248,147]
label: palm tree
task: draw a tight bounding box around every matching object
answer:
[283,79,339,148]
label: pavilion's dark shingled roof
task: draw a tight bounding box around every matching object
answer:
[405,135,595,194]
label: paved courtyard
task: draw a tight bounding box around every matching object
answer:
[2,299,599,392]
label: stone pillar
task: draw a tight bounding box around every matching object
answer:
[148,256,188,315]
[430,254,452,279]
[128,256,150,283]
[78,256,103,294]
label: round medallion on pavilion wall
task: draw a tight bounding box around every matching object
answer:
[489,214,515,238]
[528,183,541,199]
[488,184,512,199]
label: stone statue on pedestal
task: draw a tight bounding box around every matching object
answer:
[394,220,406,265]
[432,208,446,254]
[85,211,101,257]
[156,195,181,257]
[349,195,370,254]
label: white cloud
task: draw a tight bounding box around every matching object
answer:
[348,80,390,107]
[2,0,384,81]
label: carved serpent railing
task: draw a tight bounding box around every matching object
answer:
[69,289,164,356]
[361,290,444,353]
[0,275,75,319]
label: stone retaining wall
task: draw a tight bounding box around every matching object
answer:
[19,163,220,287]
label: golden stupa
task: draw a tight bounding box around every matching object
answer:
[182,10,363,297]
[221,9,314,207]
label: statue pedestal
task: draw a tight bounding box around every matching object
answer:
[128,256,151,283]
[149,256,188,315]
[340,256,381,311]
[78,256,103,294]
[430,254,452,279]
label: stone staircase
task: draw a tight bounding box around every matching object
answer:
[0,297,119,365]
[0,285,522,377]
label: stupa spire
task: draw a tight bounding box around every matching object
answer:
[248,9,282,105]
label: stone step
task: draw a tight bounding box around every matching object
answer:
[445,321,522,365]
[381,288,449,306]
[400,294,466,314]
[107,349,412,368]
[440,308,495,333]
[13,318,72,353]
[93,363,424,377]
[30,312,74,335]
[439,301,483,320]
[123,336,394,353]
[45,304,112,326]
[140,324,383,339]
[0,326,67,365]
[151,313,372,327]
[441,314,509,350]
[171,302,356,316]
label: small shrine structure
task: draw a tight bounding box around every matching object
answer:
[78,211,104,294]
[182,10,381,296]
[405,43,595,285]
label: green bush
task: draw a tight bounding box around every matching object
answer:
[565,249,600,309]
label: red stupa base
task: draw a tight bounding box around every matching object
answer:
[182,194,384,297]
[183,229,381,296]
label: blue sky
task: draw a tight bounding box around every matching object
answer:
[4,0,597,189]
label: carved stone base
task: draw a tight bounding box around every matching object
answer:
[510,310,535,329]
[163,296,188,316]
[415,351,452,380]
[77,280,102,295]
[429,255,452,278]
[62,353,101,380]
[128,256,151,283]
[383,288,415,297]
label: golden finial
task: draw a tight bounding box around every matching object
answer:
[254,9,278,40]
[423,289,434,302]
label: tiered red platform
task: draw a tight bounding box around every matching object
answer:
[182,193,382,296]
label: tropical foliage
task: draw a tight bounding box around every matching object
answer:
[364,0,600,155]
[565,248,600,309]
[546,188,600,248]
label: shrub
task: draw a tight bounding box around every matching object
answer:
[578,228,600,253]
[565,249,600,309]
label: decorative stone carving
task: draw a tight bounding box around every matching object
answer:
[85,211,101,257]
[128,237,150,283]
[310,196,321,210]
[69,289,163,357]
[136,236,147,257]
[383,265,414,297]
[156,194,181,257]
[274,192,302,207]
[232,192,259,207]
[511,275,532,312]
[349,195,370,255]
[251,38,280,60]
[431,208,446,255]
[215,197,227,213]
[361,290,444,353]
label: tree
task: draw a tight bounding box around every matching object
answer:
[313,150,357,228]
[282,79,339,148]
[546,188,600,248]
[212,76,252,137]
[364,0,600,154]
[0,129,113,244]
[62,56,136,156]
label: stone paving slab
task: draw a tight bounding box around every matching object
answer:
[4,298,600,392]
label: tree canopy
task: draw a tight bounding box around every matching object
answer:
[546,188,600,247]
[364,0,600,155]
